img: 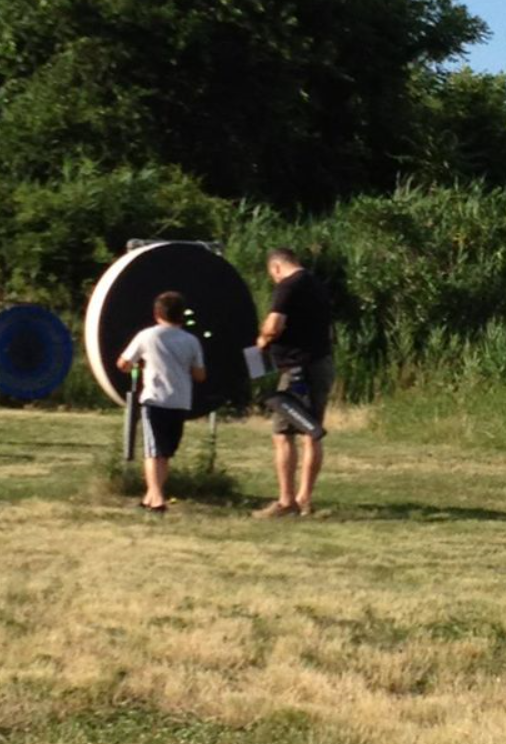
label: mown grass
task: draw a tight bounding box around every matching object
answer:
[2,400,506,743]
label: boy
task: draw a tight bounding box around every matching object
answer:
[117,291,206,512]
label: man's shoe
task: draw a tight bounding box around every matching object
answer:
[252,501,299,519]
[297,502,314,517]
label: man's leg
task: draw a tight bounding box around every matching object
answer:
[297,355,334,512]
[296,436,323,511]
[273,433,298,507]
[143,456,169,508]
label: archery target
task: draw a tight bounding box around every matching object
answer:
[0,304,73,399]
[85,241,257,416]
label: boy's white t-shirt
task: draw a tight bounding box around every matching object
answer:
[121,325,205,410]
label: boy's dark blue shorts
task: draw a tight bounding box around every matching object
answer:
[141,405,186,458]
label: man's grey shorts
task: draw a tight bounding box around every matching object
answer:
[272,355,335,435]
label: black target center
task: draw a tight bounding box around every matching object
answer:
[8,331,46,372]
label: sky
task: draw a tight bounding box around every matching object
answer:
[455,0,506,73]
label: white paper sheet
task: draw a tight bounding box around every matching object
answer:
[243,346,273,379]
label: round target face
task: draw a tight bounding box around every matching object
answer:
[85,241,258,416]
[0,305,73,400]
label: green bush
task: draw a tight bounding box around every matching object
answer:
[0,160,231,310]
[54,352,113,410]
[225,182,506,402]
[4,178,506,407]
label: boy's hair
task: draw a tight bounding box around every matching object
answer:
[267,246,300,266]
[154,291,186,324]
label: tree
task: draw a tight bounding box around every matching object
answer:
[403,68,506,186]
[0,0,487,209]
[0,160,230,309]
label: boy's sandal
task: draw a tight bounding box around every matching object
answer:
[149,504,167,513]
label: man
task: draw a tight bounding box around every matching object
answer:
[117,291,206,512]
[254,247,334,517]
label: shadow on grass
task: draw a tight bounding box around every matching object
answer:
[109,462,266,512]
[4,706,316,744]
[2,440,102,449]
[107,462,506,522]
[163,467,266,510]
[330,501,506,523]
[0,453,35,461]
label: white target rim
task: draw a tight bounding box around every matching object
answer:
[84,242,170,406]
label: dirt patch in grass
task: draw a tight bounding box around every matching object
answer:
[325,405,372,432]
[333,451,506,477]
[243,406,372,434]
[0,464,51,477]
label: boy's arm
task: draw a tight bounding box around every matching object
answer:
[191,365,206,383]
[117,333,142,373]
[191,338,206,383]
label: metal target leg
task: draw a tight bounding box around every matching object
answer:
[207,411,217,473]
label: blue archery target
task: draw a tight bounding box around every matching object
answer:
[85,241,258,417]
[0,305,73,399]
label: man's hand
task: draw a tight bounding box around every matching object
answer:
[256,334,270,350]
[257,312,286,349]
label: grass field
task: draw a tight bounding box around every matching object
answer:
[2,402,506,743]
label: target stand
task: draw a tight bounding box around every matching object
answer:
[85,241,258,418]
[0,304,73,400]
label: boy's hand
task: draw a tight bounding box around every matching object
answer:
[117,356,133,373]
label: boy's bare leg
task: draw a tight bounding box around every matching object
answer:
[273,434,298,507]
[296,436,323,510]
[143,456,169,507]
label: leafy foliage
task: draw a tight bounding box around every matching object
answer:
[226,182,506,400]
[406,68,506,184]
[0,0,487,208]
[0,0,505,405]
[0,161,230,307]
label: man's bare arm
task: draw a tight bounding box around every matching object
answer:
[257,312,286,349]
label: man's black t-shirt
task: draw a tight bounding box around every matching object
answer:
[270,269,332,367]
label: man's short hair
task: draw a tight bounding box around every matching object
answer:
[154,291,186,324]
[267,247,301,266]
